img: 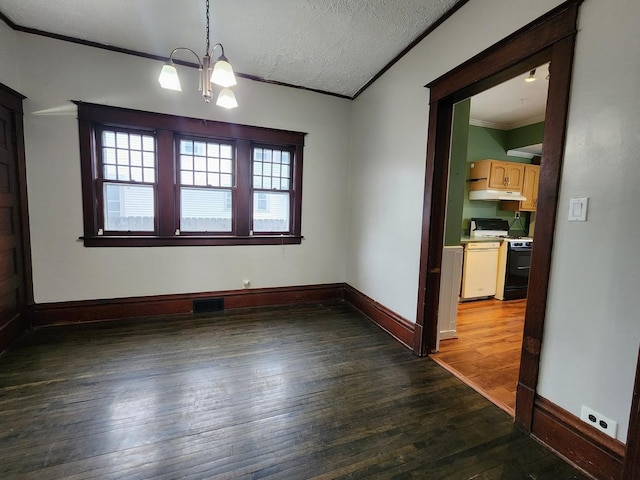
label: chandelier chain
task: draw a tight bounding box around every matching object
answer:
[206,0,210,53]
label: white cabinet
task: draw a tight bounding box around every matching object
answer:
[436,246,463,351]
[460,242,500,300]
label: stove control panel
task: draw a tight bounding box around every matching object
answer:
[508,240,533,248]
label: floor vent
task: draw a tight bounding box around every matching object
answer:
[193,297,224,313]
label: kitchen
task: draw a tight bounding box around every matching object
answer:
[432,66,548,414]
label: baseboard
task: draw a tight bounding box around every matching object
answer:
[532,395,625,480]
[32,283,345,326]
[32,283,416,349]
[343,284,415,349]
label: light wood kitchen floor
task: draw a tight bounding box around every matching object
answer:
[431,298,527,415]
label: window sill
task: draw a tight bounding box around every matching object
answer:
[80,235,303,247]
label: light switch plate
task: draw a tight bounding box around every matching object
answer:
[568,197,588,221]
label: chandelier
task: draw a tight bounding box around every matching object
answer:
[158,0,238,109]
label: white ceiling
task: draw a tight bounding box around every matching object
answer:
[469,63,549,130]
[0,0,547,127]
[0,0,461,98]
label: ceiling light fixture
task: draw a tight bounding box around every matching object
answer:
[158,0,238,109]
[525,69,536,83]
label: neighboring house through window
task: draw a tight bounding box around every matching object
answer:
[255,192,268,212]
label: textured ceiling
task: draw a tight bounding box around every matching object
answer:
[0,0,462,98]
[0,0,548,127]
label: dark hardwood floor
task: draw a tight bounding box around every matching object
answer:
[0,301,587,479]
[432,299,526,415]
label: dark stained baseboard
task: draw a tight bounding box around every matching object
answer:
[32,282,417,352]
[532,395,625,480]
[32,283,345,326]
[343,284,415,349]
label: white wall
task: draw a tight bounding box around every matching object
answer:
[0,20,18,88]
[536,0,640,442]
[347,0,565,322]
[0,29,351,303]
[347,0,640,442]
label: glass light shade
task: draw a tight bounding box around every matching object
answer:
[211,59,237,87]
[158,63,182,91]
[216,88,238,109]
[525,69,536,83]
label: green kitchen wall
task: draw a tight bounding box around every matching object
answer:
[444,100,470,246]
[507,121,545,150]
[444,105,544,244]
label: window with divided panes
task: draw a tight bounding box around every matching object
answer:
[178,138,234,233]
[252,147,292,233]
[77,102,305,246]
[98,128,156,233]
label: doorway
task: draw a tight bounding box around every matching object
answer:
[412,1,580,432]
[431,67,549,416]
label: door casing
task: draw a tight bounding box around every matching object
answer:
[413,0,580,431]
[0,82,33,352]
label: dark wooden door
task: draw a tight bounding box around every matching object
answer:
[0,86,31,352]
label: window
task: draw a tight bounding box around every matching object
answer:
[76,102,305,246]
[98,128,156,232]
[252,147,292,233]
[178,138,234,233]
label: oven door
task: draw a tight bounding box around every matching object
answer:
[505,245,532,291]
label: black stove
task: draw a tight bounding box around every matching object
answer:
[471,218,533,300]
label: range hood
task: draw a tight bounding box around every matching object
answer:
[469,189,527,201]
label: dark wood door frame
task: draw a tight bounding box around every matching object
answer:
[623,346,640,477]
[0,82,33,351]
[413,0,580,432]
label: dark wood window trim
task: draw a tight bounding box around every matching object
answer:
[75,102,306,247]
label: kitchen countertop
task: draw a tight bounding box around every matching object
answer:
[460,236,505,244]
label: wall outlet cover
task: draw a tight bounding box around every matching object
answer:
[580,405,617,439]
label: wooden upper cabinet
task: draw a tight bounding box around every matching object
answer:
[519,164,540,211]
[500,164,540,212]
[505,162,524,191]
[468,159,525,192]
[486,161,508,189]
